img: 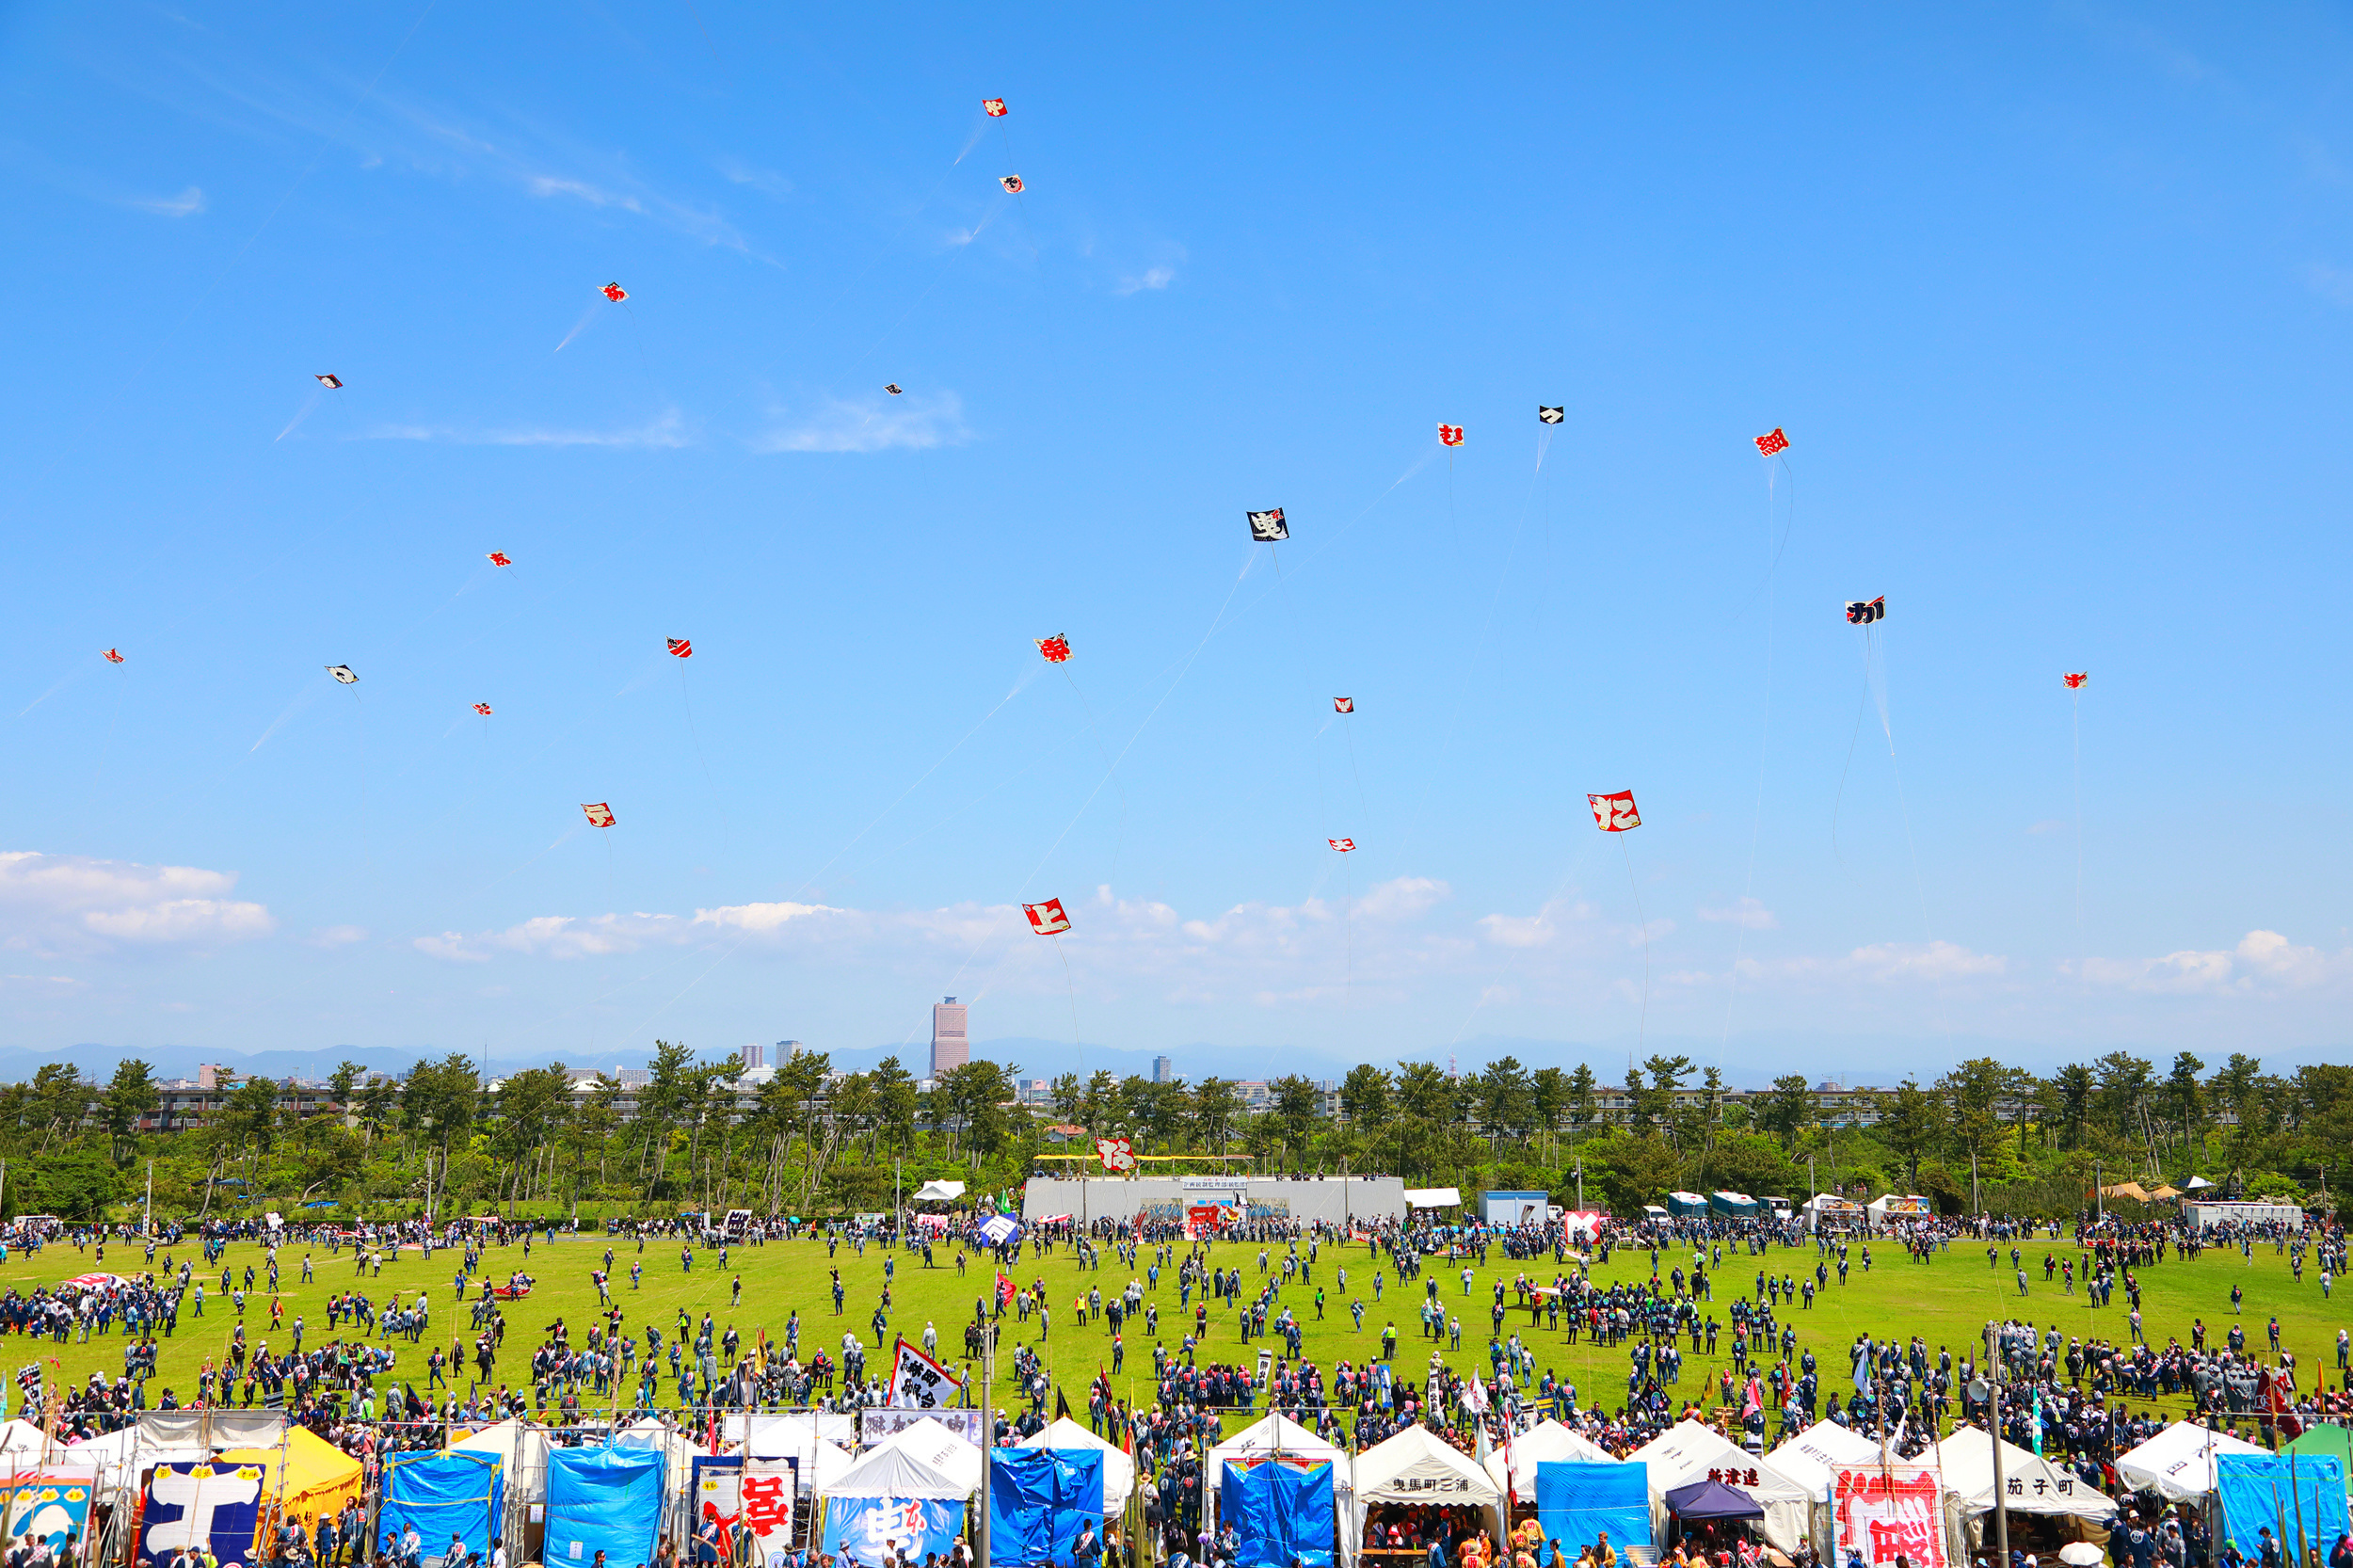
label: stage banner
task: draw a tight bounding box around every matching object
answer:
[1834,1467,1947,1568]
[141,1463,265,1568]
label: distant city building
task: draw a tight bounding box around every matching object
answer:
[1015,1078,1054,1109]
[616,1067,651,1088]
[931,997,969,1077]
[740,1042,765,1071]
[1153,1056,1175,1084]
[776,1040,802,1063]
[1232,1079,1342,1118]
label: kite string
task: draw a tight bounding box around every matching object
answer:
[1623,834,1651,1045]
[2073,691,2085,975]
[1061,666,1128,887]
[1869,628,1933,941]
[1055,935,1083,1096]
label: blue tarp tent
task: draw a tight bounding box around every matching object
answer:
[1537,1462,1652,1560]
[547,1446,665,1568]
[381,1451,504,1565]
[989,1448,1104,1567]
[2217,1453,2347,1562]
[1220,1458,1335,1568]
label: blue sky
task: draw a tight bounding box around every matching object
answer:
[4,4,2351,1082]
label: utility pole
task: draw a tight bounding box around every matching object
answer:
[1985,1320,2009,1568]
[979,1316,994,1568]
[145,1160,153,1236]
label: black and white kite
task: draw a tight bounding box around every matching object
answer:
[1845,597,1886,626]
[326,664,358,684]
[1247,508,1289,542]
[1538,406,1564,424]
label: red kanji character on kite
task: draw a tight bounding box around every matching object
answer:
[1589,791,1640,832]
[472,703,493,716]
[1035,634,1072,664]
[1754,427,1789,456]
[487,552,512,568]
[984,98,1008,117]
[102,649,124,664]
[1328,838,1355,852]
[601,282,628,303]
[583,803,616,828]
[2063,672,2088,689]
[1025,899,1071,935]
[1437,424,1465,447]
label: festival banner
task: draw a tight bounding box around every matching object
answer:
[885,1338,964,1410]
[741,1459,797,1563]
[140,1463,266,1568]
[1833,1467,1947,1568]
[821,1498,963,1566]
[0,1475,91,1554]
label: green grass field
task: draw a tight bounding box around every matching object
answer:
[8,1225,2345,1431]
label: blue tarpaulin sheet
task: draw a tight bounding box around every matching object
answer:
[1537,1462,1651,1559]
[381,1451,504,1566]
[988,1449,1104,1567]
[2217,1453,2347,1561]
[1220,1458,1335,1568]
[547,1446,665,1568]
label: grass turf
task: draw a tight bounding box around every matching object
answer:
[7,1226,2345,1432]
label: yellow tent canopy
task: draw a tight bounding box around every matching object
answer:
[218,1426,364,1529]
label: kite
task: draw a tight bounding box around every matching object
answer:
[1334,697,1353,713]
[1538,407,1564,424]
[666,638,693,658]
[2063,672,2089,689]
[102,649,124,664]
[1246,508,1289,541]
[326,664,358,685]
[1328,838,1355,852]
[1095,1136,1136,1173]
[1034,633,1072,664]
[315,375,343,390]
[582,803,616,828]
[1438,424,1465,447]
[1845,597,1885,626]
[487,552,512,568]
[1589,790,1641,832]
[884,384,903,395]
[984,98,1008,117]
[601,282,628,303]
[1024,898,1071,935]
[472,703,493,716]
[1000,175,1025,194]
[1754,427,1789,457]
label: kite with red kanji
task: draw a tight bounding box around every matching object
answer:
[1589,791,1640,832]
[1754,427,1789,456]
[1024,899,1071,935]
[1034,634,1072,664]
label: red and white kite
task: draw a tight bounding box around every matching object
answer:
[1589,791,1641,832]
[315,374,343,390]
[666,638,692,659]
[1096,1136,1136,1173]
[1024,898,1071,936]
[1035,633,1072,664]
[1328,838,1355,852]
[582,803,616,828]
[1437,424,1465,447]
[102,648,124,664]
[2062,672,2089,689]
[472,702,493,716]
[1000,174,1025,194]
[1334,697,1353,713]
[487,551,512,568]
[1754,427,1789,457]
[601,282,628,303]
[983,98,1008,117]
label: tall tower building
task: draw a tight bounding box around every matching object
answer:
[931,997,969,1077]
[1153,1056,1175,1084]
[740,1042,766,1071]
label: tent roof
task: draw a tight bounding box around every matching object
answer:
[1935,1425,2116,1519]
[2282,1424,2353,1492]
[1354,1425,1500,1505]
[1403,1188,1462,1208]
[825,1442,968,1500]
[1666,1479,1765,1520]
[1208,1413,1352,1474]
[1626,1421,1808,1504]
[911,1179,967,1203]
[1017,1417,1135,1508]
[738,1412,857,1461]
[1485,1420,1616,1496]
[871,1416,984,1496]
[219,1427,365,1521]
[0,1421,92,1469]
[1766,1421,1884,1497]
[2117,1422,2267,1501]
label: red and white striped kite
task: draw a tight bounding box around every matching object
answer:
[983,98,1008,117]
[1334,697,1353,713]
[472,703,493,716]
[1437,424,1465,447]
[1328,838,1355,852]
[487,552,512,568]
[666,638,692,659]
[102,648,124,664]
[582,803,616,828]
[1035,633,1072,664]
[1024,898,1071,936]
[1588,791,1640,832]
[1754,427,1789,457]
[315,374,343,390]
[601,282,628,303]
[2063,672,2088,689]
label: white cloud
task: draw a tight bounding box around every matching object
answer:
[415,912,681,963]
[1476,896,1599,950]
[361,411,691,449]
[750,392,968,455]
[694,901,840,933]
[1355,877,1448,921]
[2077,930,2350,994]
[1698,897,1777,930]
[0,851,273,951]
[1738,938,2008,986]
[1115,265,1176,296]
[129,185,205,217]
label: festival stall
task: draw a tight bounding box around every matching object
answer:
[820,1443,968,1566]
[1205,1414,1358,1566]
[380,1448,504,1566]
[2216,1452,2347,1567]
[545,1446,665,1568]
[1933,1426,2114,1559]
[2115,1422,2265,1503]
[1764,1420,1881,1500]
[1662,1478,1765,1557]
[1534,1462,1649,1566]
[1015,1417,1134,1510]
[988,1449,1102,1568]
[865,1416,984,1498]
[1223,1453,1338,1568]
[216,1426,364,1539]
[1625,1420,1811,1556]
[1353,1425,1505,1562]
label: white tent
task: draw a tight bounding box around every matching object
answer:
[1016,1417,1135,1509]
[911,1179,967,1204]
[1403,1188,1462,1209]
[1354,1425,1505,1551]
[1766,1420,1883,1498]
[1935,1426,2115,1520]
[736,1411,857,1455]
[1626,1419,1811,1554]
[869,1416,984,1496]
[1206,1414,1359,1564]
[824,1443,968,1500]
[1484,1420,1617,1499]
[0,1420,95,1471]
[2116,1421,2265,1502]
